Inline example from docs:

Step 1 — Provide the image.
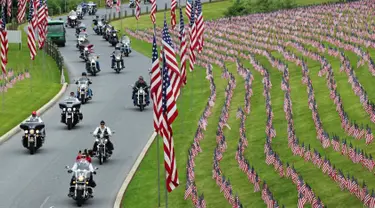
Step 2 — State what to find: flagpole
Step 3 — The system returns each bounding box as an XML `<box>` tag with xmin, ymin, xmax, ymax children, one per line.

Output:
<box><xmin>154</xmin><ymin>22</ymin><xmax>161</xmax><ymax>208</ymax></box>
<box><xmin>162</xmin><ymin>12</ymin><xmax>168</xmax><ymax>208</ymax></box>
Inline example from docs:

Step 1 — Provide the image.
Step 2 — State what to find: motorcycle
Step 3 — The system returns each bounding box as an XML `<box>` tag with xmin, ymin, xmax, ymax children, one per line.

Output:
<box><xmin>112</xmin><ymin>49</ymin><xmax>124</xmax><ymax>73</ymax></box>
<box><xmin>75</xmin><ymin>78</ymin><xmax>92</xmax><ymax>104</ymax></box>
<box><xmin>131</xmin><ymin>85</ymin><xmax>150</xmax><ymax>111</ymax></box>
<box><xmin>76</xmin><ymin>7</ymin><xmax>84</xmax><ymax>20</ymax></box>
<box><xmin>19</xmin><ymin>121</ymin><xmax>45</xmax><ymax>154</ymax></box>
<box><xmin>65</xmin><ymin>162</ymin><xmax>98</xmax><ymax>206</ymax></box>
<box><xmin>59</xmin><ymin>99</ymin><xmax>82</xmax><ymax>130</ymax></box>
<box><xmin>109</xmin><ymin>30</ymin><xmax>119</xmax><ymax>46</ymax></box>
<box><xmin>75</xmin><ymin>23</ymin><xmax>86</xmax><ymax>37</ymax></box>
<box><xmin>76</xmin><ymin>33</ymin><xmax>88</xmax><ymax>48</ymax></box>
<box><xmin>80</xmin><ymin>44</ymin><xmax>94</xmax><ymax>62</ymax></box>
<box><xmin>120</xmin><ymin>35</ymin><xmax>132</xmax><ymax>57</ymax></box>
<box><xmin>88</xmin><ymin>3</ymin><xmax>97</xmax><ymax>15</ymax></box>
<box><xmin>86</xmin><ymin>54</ymin><xmax>100</xmax><ymax>76</ymax></box>
<box><xmin>91</xmin><ymin>131</ymin><xmax>115</xmax><ymax>165</ymax></box>
<box><xmin>93</xmin><ymin>19</ymin><xmax>104</xmax><ymax>35</ymax></box>
<box><xmin>67</xmin><ymin>14</ymin><xmax>78</xmax><ymax>28</ymax></box>
<box><xmin>102</xmin><ymin>25</ymin><xmax>112</xmax><ymax>41</ymax></box>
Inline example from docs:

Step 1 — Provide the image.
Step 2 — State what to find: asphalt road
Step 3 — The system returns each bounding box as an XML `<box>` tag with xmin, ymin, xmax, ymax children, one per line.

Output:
<box><xmin>0</xmin><ymin>2</ymin><xmax>175</xmax><ymax>207</ymax></box>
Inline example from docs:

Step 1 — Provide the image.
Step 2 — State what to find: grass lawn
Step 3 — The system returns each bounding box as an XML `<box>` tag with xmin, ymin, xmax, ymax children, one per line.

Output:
<box><xmin>0</xmin><ymin>26</ymin><xmax>64</xmax><ymax>137</ymax></box>
<box><xmin>108</xmin><ymin>0</ymin><xmax>375</xmax><ymax>207</ymax></box>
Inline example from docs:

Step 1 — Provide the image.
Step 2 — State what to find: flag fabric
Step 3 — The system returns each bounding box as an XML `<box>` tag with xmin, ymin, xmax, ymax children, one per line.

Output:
<box><xmin>151</xmin><ymin>33</ymin><xmax>162</xmax><ymax>135</ymax></box>
<box><xmin>17</xmin><ymin>0</ymin><xmax>27</xmax><ymax>23</ymax></box>
<box><xmin>188</xmin><ymin>0</ymin><xmax>197</xmax><ymax>72</ymax></box>
<box><xmin>150</xmin><ymin>0</ymin><xmax>156</xmax><ymax>24</ymax></box>
<box><xmin>135</xmin><ymin>0</ymin><xmax>140</xmax><ymax>20</ymax></box>
<box><xmin>195</xmin><ymin>0</ymin><xmax>204</xmax><ymax>53</ymax></box>
<box><xmin>162</xmin><ymin>18</ymin><xmax>181</xmax><ymax>101</ymax></box>
<box><xmin>185</xmin><ymin>0</ymin><xmax>192</xmax><ymax>21</ymax></box>
<box><xmin>106</xmin><ymin>0</ymin><xmax>113</xmax><ymax>8</ymax></box>
<box><xmin>0</xmin><ymin>0</ymin><xmax>5</xmax><ymax>7</ymax></box>
<box><xmin>6</xmin><ymin>0</ymin><xmax>10</xmax><ymax>17</ymax></box>
<box><xmin>37</xmin><ymin>0</ymin><xmax>47</xmax><ymax>49</ymax></box>
<box><xmin>116</xmin><ymin>0</ymin><xmax>121</xmax><ymax>12</ymax></box>
<box><xmin>160</xmin><ymin>50</ymin><xmax>179</xmax><ymax>192</ymax></box>
<box><xmin>0</xmin><ymin>5</ymin><xmax>8</xmax><ymax>76</ymax></box>
<box><xmin>170</xmin><ymin>0</ymin><xmax>177</xmax><ymax>29</ymax></box>
<box><xmin>179</xmin><ymin>7</ymin><xmax>187</xmax><ymax>86</ymax></box>
<box><xmin>27</xmin><ymin>0</ymin><xmax>37</xmax><ymax>60</ymax></box>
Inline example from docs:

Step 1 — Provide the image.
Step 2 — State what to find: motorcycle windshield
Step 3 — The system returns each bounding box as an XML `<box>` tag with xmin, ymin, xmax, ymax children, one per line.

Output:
<box><xmin>114</xmin><ymin>50</ymin><xmax>122</xmax><ymax>59</ymax></box>
<box><xmin>70</xmin><ymin>15</ymin><xmax>77</xmax><ymax>20</ymax></box>
<box><xmin>20</xmin><ymin>121</ymin><xmax>45</xmax><ymax>130</ymax></box>
<box><xmin>121</xmin><ymin>36</ymin><xmax>130</xmax><ymax>44</ymax></box>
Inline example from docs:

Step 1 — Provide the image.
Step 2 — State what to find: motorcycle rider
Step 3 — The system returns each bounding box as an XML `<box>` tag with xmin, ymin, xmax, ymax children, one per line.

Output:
<box><xmin>132</xmin><ymin>76</ymin><xmax>150</xmax><ymax>105</ymax></box>
<box><xmin>110</xmin><ymin>46</ymin><xmax>124</xmax><ymax>69</ymax></box>
<box><xmin>76</xmin><ymin>72</ymin><xmax>94</xmax><ymax>97</ymax></box>
<box><xmin>60</xmin><ymin>92</ymin><xmax>83</xmax><ymax>122</ymax></box>
<box><xmin>92</xmin><ymin>120</ymin><xmax>114</xmax><ymax>155</ymax></box>
<box><xmin>67</xmin><ymin>10</ymin><xmax>77</xmax><ymax>25</ymax></box>
<box><xmin>26</xmin><ymin>111</ymin><xmax>46</xmax><ymax>139</ymax></box>
<box><xmin>68</xmin><ymin>152</ymin><xmax>96</xmax><ymax>197</ymax></box>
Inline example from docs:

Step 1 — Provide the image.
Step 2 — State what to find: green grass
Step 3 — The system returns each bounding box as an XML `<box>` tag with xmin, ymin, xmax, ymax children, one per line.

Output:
<box><xmin>0</xmin><ymin>26</ymin><xmax>62</xmax><ymax>137</ymax></box>
<box><xmin>114</xmin><ymin>0</ymin><xmax>375</xmax><ymax>207</ymax></box>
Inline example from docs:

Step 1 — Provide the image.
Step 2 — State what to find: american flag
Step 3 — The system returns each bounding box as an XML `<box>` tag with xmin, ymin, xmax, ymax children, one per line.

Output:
<box><xmin>151</xmin><ymin>32</ymin><xmax>162</xmax><ymax>135</ymax></box>
<box><xmin>6</xmin><ymin>0</ymin><xmax>10</xmax><ymax>17</ymax></box>
<box><xmin>170</xmin><ymin>0</ymin><xmax>177</xmax><ymax>29</ymax></box>
<box><xmin>179</xmin><ymin>7</ymin><xmax>187</xmax><ymax>86</ymax></box>
<box><xmin>135</xmin><ymin>0</ymin><xmax>140</xmax><ymax>20</ymax></box>
<box><xmin>162</xmin><ymin>17</ymin><xmax>181</xmax><ymax>100</ymax></box>
<box><xmin>160</xmin><ymin>46</ymin><xmax>179</xmax><ymax>192</ymax></box>
<box><xmin>194</xmin><ymin>0</ymin><xmax>204</xmax><ymax>53</ymax></box>
<box><xmin>188</xmin><ymin>0</ymin><xmax>196</xmax><ymax>72</ymax></box>
<box><xmin>116</xmin><ymin>0</ymin><xmax>121</xmax><ymax>12</ymax></box>
<box><xmin>37</xmin><ymin>0</ymin><xmax>47</xmax><ymax>49</ymax></box>
<box><xmin>150</xmin><ymin>0</ymin><xmax>156</xmax><ymax>24</ymax></box>
<box><xmin>27</xmin><ymin>0</ymin><xmax>37</xmax><ymax>60</ymax></box>
<box><xmin>185</xmin><ymin>0</ymin><xmax>192</xmax><ymax>21</ymax></box>
<box><xmin>17</xmin><ymin>0</ymin><xmax>27</xmax><ymax>23</ymax></box>
<box><xmin>106</xmin><ymin>0</ymin><xmax>113</xmax><ymax>8</ymax></box>
<box><xmin>0</xmin><ymin>5</ymin><xmax>7</xmax><ymax>76</ymax></box>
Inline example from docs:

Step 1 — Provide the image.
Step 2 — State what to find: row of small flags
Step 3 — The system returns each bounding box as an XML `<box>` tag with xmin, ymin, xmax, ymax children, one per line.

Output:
<box><xmin>184</xmin><ymin>64</ymin><xmax>215</xmax><ymax>207</ymax></box>
<box><xmin>148</xmin><ymin>0</ymin><xmax>204</xmax><ymax>193</ymax></box>
<box><xmin>0</xmin><ymin>69</ymin><xmax>31</xmax><ymax>92</ymax></box>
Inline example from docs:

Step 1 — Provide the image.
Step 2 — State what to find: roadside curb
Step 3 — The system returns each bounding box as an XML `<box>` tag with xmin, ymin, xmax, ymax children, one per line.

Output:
<box><xmin>0</xmin><ymin>82</ymin><xmax>68</xmax><ymax>145</ymax></box>
<box><xmin>114</xmin><ymin>131</ymin><xmax>157</xmax><ymax>208</ymax></box>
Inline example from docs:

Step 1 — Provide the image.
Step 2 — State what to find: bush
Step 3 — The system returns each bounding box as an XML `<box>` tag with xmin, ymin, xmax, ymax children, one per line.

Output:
<box><xmin>224</xmin><ymin>0</ymin><xmax>297</xmax><ymax>17</ymax></box>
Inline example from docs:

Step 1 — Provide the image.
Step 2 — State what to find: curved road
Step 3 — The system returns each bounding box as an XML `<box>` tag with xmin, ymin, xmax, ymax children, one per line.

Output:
<box><xmin>0</xmin><ymin>2</ymin><xmax>175</xmax><ymax>207</ymax></box>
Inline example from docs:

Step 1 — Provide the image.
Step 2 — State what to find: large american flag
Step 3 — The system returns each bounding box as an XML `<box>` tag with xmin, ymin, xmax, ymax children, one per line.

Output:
<box><xmin>106</xmin><ymin>0</ymin><xmax>113</xmax><ymax>8</ymax></box>
<box><xmin>170</xmin><ymin>0</ymin><xmax>177</xmax><ymax>29</ymax></box>
<box><xmin>27</xmin><ymin>0</ymin><xmax>38</xmax><ymax>60</ymax></box>
<box><xmin>160</xmin><ymin>45</ymin><xmax>179</xmax><ymax>193</ymax></box>
<box><xmin>194</xmin><ymin>0</ymin><xmax>204</xmax><ymax>53</ymax></box>
<box><xmin>179</xmin><ymin>7</ymin><xmax>187</xmax><ymax>86</ymax></box>
<box><xmin>162</xmin><ymin>17</ymin><xmax>181</xmax><ymax>100</ymax></box>
<box><xmin>116</xmin><ymin>0</ymin><xmax>121</xmax><ymax>12</ymax></box>
<box><xmin>135</xmin><ymin>0</ymin><xmax>140</xmax><ymax>20</ymax></box>
<box><xmin>37</xmin><ymin>0</ymin><xmax>47</xmax><ymax>49</ymax></box>
<box><xmin>185</xmin><ymin>0</ymin><xmax>192</xmax><ymax>21</ymax></box>
<box><xmin>150</xmin><ymin>0</ymin><xmax>156</xmax><ymax>24</ymax></box>
<box><xmin>6</xmin><ymin>0</ymin><xmax>10</xmax><ymax>17</ymax></box>
<box><xmin>188</xmin><ymin>0</ymin><xmax>196</xmax><ymax>72</ymax></box>
<box><xmin>0</xmin><ymin>6</ymin><xmax>8</xmax><ymax>76</ymax></box>
<box><xmin>151</xmin><ymin>32</ymin><xmax>162</xmax><ymax>135</ymax></box>
<box><xmin>17</xmin><ymin>0</ymin><xmax>27</xmax><ymax>24</ymax></box>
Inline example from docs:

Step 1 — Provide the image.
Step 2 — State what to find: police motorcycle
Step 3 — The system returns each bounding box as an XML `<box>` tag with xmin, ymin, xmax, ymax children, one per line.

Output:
<box><xmin>120</xmin><ymin>35</ymin><xmax>132</xmax><ymax>57</ymax></box>
<box><xmin>65</xmin><ymin>161</ymin><xmax>98</xmax><ymax>206</ymax></box>
<box><xmin>59</xmin><ymin>99</ymin><xmax>82</xmax><ymax>130</ymax></box>
<box><xmin>75</xmin><ymin>78</ymin><xmax>92</xmax><ymax>104</ymax></box>
<box><xmin>92</xmin><ymin>17</ymin><xmax>105</xmax><ymax>35</ymax></box>
<box><xmin>112</xmin><ymin>47</ymin><xmax>124</xmax><ymax>73</ymax></box>
<box><xmin>76</xmin><ymin>32</ymin><xmax>88</xmax><ymax>48</ymax></box>
<box><xmin>19</xmin><ymin>121</ymin><xmax>45</xmax><ymax>154</ymax></box>
<box><xmin>66</xmin><ymin>12</ymin><xmax>78</xmax><ymax>28</ymax></box>
<box><xmin>102</xmin><ymin>24</ymin><xmax>112</xmax><ymax>41</ymax></box>
<box><xmin>75</xmin><ymin>23</ymin><xmax>86</xmax><ymax>37</ymax></box>
<box><xmin>87</xmin><ymin>2</ymin><xmax>97</xmax><ymax>15</ymax></box>
<box><xmin>108</xmin><ymin>29</ymin><xmax>119</xmax><ymax>46</ymax></box>
<box><xmin>76</xmin><ymin>5</ymin><xmax>84</xmax><ymax>20</ymax></box>
<box><xmin>90</xmin><ymin>131</ymin><xmax>115</xmax><ymax>165</ymax></box>
<box><xmin>130</xmin><ymin>84</ymin><xmax>150</xmax><ymax>111</ymax></box>
<box><xmin>85</xmin><ymin>54</ymin><xmax>100</xmax><ymax>76</ymax></box>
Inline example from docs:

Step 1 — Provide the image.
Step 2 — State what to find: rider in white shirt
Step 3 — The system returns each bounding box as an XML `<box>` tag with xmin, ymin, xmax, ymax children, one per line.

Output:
<box><xmin>92</xmin><ymin>120</ymin><xmax>114</xmax><ymax>154</ymax></box>
<box><xmin>26</xmin><ymin>111</ymin><xmax>46</xmax><ymax>138</ymax></box>
<box><xmin>68</xmin><ymin>151</ymin><xmax>96</xmax><ymax>197</ymax></box>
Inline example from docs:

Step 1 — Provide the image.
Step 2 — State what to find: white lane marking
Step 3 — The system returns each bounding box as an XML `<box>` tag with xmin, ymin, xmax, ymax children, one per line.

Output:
<box><xmin>40</xmin><ymin>196</ymin><xmax>50</xmax><ymax>208</ymax></box>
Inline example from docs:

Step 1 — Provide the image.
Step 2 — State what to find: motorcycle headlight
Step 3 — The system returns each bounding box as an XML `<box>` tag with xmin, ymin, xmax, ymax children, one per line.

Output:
<box><xmin>96</xmin><ymin>139</ymin><xmax>99</xmax><ymax>142</ymax></box>
<box><xmin>104</xmin><ymin>139</ymin><xmax>108</xmax><ymax>143</ymax></box>
<box><xmin>113</xmin><ymin>34</ymin><xmax>117</xmax><ymax>36</ymax></box>
<box><xmin>78</xmin><ymin>176</ymin><xmax>84</xmax><ymax>182</ymax></box>
<box><xmin>68</xmin><ymin>108</ymin><xmax>72</xmax><ymax>112</ymax></box>
<box><xmin>36</xmin><ymin>130</ymin><xmax>40</xmax><ymax>134</ymax></box>
<box><xmin>73</xmin><ymin>108</ymin><xmax>76</xmax><ymax>111</ymax></box>
<box><xmin>115</xmin><ymin>55</ymin><xmax>121</xmax><ymax>59</ymax></box>
<box><xmin>24</xmin><ymin>130</ymin><xmax>28</xmax><ymax>134</ymax></box>
<box><xmin>84</xmin><ymin>48</ymin><xmax>88</xmax><ymax>51</ymax></box>
<box><xmin>30</xmin><ymin>129</ymin><xmax>35</xmax><ymax>134</ymax></box>
<box><xmin>63</xmin><ymin>108</ymin><xmax>66</xmax><ymax>111</ymax></box>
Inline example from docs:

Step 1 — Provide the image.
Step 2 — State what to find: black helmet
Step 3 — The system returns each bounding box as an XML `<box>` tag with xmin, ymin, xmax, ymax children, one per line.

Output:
<box><xmin>70</xmin><ymin>92</ymin><xmax>75</xmax><ymax>96</ymax></box>
<box><xmin>100</xmin><ymin>120</ymin><xmax>105</xmax><ymax>125</ymax></box>
<box><xmin>82</xmin><ymin>72</ymin><xmax>87</xmax><ymax>76</ymax></box>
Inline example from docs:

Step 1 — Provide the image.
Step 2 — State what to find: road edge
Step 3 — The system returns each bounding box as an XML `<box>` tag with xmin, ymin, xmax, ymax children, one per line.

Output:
<box><xmin>113</xmin><ymin>131</ymin><xmax>157</xmax><ymax>208</ymax></box>
<box><xmin>0</xmin><ymin>82</ymin><xmax>68</xmax><ymax>145</ymax></box>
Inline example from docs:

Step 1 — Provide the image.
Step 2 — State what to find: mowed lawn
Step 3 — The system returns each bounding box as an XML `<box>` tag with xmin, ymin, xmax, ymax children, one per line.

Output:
<box><xmin>108</xmin><ymin>0</ymin><xmax>375</xmax><ymax>207</ymax></box>
<box><xmin>0</xmin><ymin>26</ymin><xmax>64</xmax><ymax>137</ymax></box>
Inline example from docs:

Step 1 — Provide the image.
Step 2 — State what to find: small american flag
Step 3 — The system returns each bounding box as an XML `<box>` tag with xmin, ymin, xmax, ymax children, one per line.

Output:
<box><xmin>6</xmin><ymin>0</ymin><xmax>10</xmax><ymax>17</ymax></box>
<box><xmin>17</xmin><ymin>0</ymin><xmax>27</xmax><ymax>23</ymax></box>
<box><xmin>37</xmin><ymin>0</ymin><xmax>47</xmax><ymax>49</ymax></box>
<box><xmin>188</xmin><ymin>0</ymin><xmax>196</xmax><ymax>72</ymax></box>
<box><xmin>185</xmin><ymin>0</ymin><xmax>192</xmax><ymax>21</ymax></box>
<box><xmin>150</xmin><ymin>0</ymin><xmax>156</xmax><ymax>24</ymax></box>
<box><xmin>135</xmin><ymin>0</ymin><xmax>140</xmax><ymax>20</ymax></box>
<box><xmin>194</xmin><ymin>0</ymin><xmax>204</xmax><ymax>53</ymax></box>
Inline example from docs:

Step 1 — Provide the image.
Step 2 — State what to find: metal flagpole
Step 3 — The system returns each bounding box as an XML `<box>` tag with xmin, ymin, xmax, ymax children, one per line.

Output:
<box><xmin>154</xmin><ymin>24</ymin><xmax>161</xmax><ymax>208</ymax></box>
<box><xmin>162</xmin><ymin>12</ymin><xmax>168</xmax><ymax>208</ymax></box>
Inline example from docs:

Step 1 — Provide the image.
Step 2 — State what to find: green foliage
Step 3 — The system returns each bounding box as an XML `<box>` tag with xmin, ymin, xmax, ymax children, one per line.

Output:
<box><xmin>224</xmin><ymin>0</ymin><xmax>298</xmax><ymax>17</ymax></box>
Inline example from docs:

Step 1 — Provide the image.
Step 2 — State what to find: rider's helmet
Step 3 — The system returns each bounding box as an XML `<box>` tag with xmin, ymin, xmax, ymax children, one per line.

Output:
<box><xmin>139</xmin><ymin>76</ymin><xmax>144</xmax><ymax>83</ymax></box>
<box><xmin>82</xmin><ymin>72</ymin><xmax>87</xmax><ymax>76</ymax></box>
<box><xmin>70</xmin><ymin>92</ymin><xmax>75</xmax><ymax>97</ymax></box>
<box><xmin>115</xmin><ymin>44</ymin><xmax>121</xmax><ymax>50</ymax></box>
<box><xmin>31</xmin><ymin>111</ymin><xmax>37</xmax><ymax>117</ymax></box>
<box><xmin>100</xmin><ymin>120</ymin><xmax>105</xmax><ymax>126</ymax></box>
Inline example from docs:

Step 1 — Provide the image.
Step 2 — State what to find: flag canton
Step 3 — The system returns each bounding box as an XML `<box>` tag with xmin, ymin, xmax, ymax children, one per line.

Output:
<box><xmin>196</xmin><ymin>0</ymin><xmax>201</xmax><ymax>14</ymax></box>
<box><xmin>28</xmin><ymin>0</ymin><xmax>34</xmax><ymax>22</ymax></box>
<box><xmin>161</xmin><ymin>57</ymin><xmax>170</xmax><ymax>113</ymax></box>
<box><xmin>179</xmin><ymin>7</ymin><xmax>184</xmax><ymax>36</ymax></box>
<box><xmin>189</xmin><ymin>1</ymin><xmax>195</xmax><ymax>26</ymax></box>
<box><xmin>162</xmin><ymin>20</ymin><xmax>174</xmax><ymax>48</ymax></box>
<box><xmin>0</xmin><ymin>6</ymin><xmax>6</xmax><ymax>29</ymax></box>
<box><xmin>152</xmin><ymin>36</ymin><xmax>158</xmax><ymax>62</ymax></box>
